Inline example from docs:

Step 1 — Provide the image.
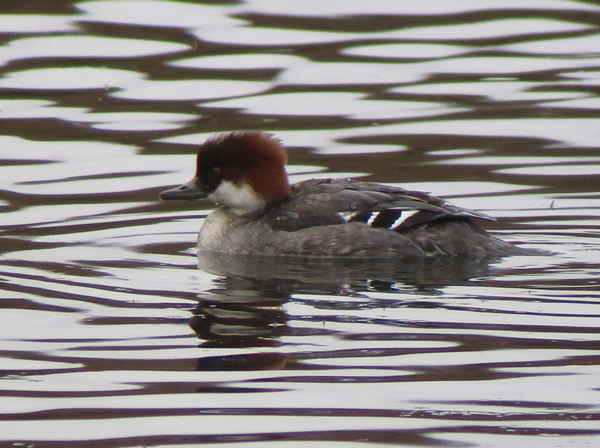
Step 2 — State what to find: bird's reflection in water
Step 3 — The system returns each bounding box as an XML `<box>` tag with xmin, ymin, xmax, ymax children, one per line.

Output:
<box><xmin>190</xmin><ymin>276</ymin><xmax>291</xmax><ymax>371</ymax></box>
<box><xmin>197</xmin><ymin>251</ymin><xmax>498</xmax><ymax>289</ymax></box>
<box><xmin>190</xmin><ymin>252</ymin><xmax>500</xmax><ymax>371</ymax></box>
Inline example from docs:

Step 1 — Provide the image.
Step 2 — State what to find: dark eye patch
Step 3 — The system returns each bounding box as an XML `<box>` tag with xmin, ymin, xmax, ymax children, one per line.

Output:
<box><xmin>208</xmin><ymin>166</ymin><xmax>221</xmax><ymax>177</ymax></box>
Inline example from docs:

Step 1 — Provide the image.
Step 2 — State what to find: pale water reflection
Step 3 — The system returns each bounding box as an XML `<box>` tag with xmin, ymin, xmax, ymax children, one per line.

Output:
<box><xmin>0</xmin><ymin>35</ymin><xmax>189</xmax><ymax>63</ymax></box>
<box><xmin>195</xmin><ymin>17</ymin><xmax>593</xmax><ymax>46</ymax></box>
<box><xmin>0</xmin><ymin>14</ymin><xmax>77</xmax><ymax>34</ymax></box>
<box><xmin>0</xmin><ymin>66</ymin><xmax>144</xmax><ymax>90</ymax></box>
<box><xmin>1</xmin><ymin>0</ymin><xmax>600</xmax><ymax>447</ymax></box>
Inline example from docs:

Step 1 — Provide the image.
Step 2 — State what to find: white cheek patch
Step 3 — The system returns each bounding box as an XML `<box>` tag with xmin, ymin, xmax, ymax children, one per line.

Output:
<box><xmin>209</xmin><ymin>180</ymin><xmax>265</xmax><ymax>215</ymax></box>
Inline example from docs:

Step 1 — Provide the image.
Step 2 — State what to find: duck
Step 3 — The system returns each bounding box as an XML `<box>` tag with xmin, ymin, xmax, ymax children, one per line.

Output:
<box><xmin>160</xmin><ymin>131</ymin><xmax>527</xmax><ymax>259</ymax></box>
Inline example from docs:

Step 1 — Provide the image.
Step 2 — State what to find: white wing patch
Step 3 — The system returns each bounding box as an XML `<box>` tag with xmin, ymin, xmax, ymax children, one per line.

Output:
<box><xmin>389</xmin><ymin>210</ymin><xmax>419</xmax><ymax>230</ymax></box>
<box><xmin>339</xmin><ymin>208</ymin><xmax>421</xmax><ymax>230</ymax></box>
<box><xmin>338</xmin><ymin>211</ymin><xmax>360</xmax><ymax>222</ymax></box>
<box><xmin>366</xmin><ymin>211</ymin><xmax>380</xmax><ymax>226</ymax></box>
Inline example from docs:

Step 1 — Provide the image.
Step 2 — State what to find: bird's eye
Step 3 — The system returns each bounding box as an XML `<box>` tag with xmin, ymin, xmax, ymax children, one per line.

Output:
<box><xmin>208</xmin><ymin>166</ymin><xmax>221</xmax><ymax>177</ymax></box>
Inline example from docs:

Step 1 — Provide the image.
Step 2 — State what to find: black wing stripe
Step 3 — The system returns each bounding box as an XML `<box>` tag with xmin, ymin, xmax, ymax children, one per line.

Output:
<box><xmin>341</xmin><ymin>208</ymin><xmax>427</xmax><ymax>231</ymax></box>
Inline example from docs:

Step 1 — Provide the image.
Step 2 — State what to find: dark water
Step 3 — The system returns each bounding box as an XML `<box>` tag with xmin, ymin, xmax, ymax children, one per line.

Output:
<box><xmin>1</xmin><ymin>1</ymin><xmax>600</xmax><ymax>447</ymax></box>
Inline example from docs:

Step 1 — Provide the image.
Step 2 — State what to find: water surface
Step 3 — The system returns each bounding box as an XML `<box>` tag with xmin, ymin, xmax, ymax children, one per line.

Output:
<box><xmin>1</xmin><ymin>1</ymin><xmax>600</xmax><ymax>447</ymax></box>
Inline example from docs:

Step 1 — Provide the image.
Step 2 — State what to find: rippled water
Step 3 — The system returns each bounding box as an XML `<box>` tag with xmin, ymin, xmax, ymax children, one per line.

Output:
<box><xmin>1</xmin><ymin>1</ymin><xmax>600</xmax><ymax>447</ymax></box>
